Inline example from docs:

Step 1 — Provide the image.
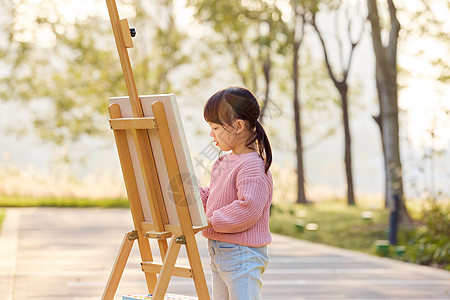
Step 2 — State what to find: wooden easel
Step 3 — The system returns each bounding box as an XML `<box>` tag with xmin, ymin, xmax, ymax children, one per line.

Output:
<box><xmin>102</xmin><ymin>1</ymin><xmax>210</xmax><ymax>299</ymax></box>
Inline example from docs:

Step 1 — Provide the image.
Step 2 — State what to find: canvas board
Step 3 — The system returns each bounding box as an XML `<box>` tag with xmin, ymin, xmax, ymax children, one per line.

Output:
<box><xmin>110</xmin><ymin>94</ymin><xmax>207</xmax><ymax>227</ymax></box>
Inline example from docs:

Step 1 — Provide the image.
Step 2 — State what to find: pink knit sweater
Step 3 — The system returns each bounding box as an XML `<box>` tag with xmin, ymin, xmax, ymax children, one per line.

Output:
<box><xmin>200</xmin><ymin>152</ymin><xmax>273</xmax><ymax>247</ymax></box>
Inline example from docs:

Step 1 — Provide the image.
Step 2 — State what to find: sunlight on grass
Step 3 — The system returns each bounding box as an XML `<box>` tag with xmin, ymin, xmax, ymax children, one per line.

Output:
<box><xmin>270</xmin><ymin>201</ymin><xmax>390</xmax><ymax>253</ymax></box>
<box><xmin>269</xmin><ymin>199</ymin><xmax>449</xmax><ymax>270</ymax></box>
<box><xmin>0</xmin><ymin>195</ymin><xmax>129</xmax><ymax>208</ymax></box>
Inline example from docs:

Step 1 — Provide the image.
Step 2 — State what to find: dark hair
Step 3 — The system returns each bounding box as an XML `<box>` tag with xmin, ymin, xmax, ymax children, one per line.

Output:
<box><xmin>204</xmin><ymin>86</ymin><xmax>272</xmax><ymax>173</ymax></box>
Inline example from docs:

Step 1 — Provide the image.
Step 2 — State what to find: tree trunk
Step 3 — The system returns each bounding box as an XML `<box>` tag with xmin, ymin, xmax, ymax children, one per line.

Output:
<box><xmin>367</xmin><ymin>0</ymin><xmax>412</xmax><ymax>225</ymax></box>
<box><xmin>339</xmin><ymin>83</ymin><xmax>355</xmax><ymax>205</ymax></box>
<box><xmin>293</xmin><ymin>39</ymin><xmax>308</xmax><ymax>204</ymax></box>
<box><xmin>310</xmin><ymin>11</ymin><xmax>359</xmax><ymax>206</ymax></box>
<box><xmin>372</xmin><ymin>114</ymin><xmax>389</xmax><ymax>208</ymax></box>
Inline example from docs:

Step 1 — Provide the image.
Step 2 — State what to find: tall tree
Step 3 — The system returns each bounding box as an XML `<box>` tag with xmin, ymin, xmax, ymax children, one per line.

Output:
<box><xmin>310</xmin><ymin>4</ymin><xmax>365</xmax><ymax>206</ymax></box>
<box><xmin>288</xmin><ymin>2</ymin><xmax>310</xmax><ymax>204</ymax></box>
<box><xmin>366</xmin><ymin>0</ymin><xmax>411</xmax><ymax>224</ymax></box>
<box><xmin>287</xmin><ymin>0</ymin><xmax>345</xmax><ymax>204</ymax></box>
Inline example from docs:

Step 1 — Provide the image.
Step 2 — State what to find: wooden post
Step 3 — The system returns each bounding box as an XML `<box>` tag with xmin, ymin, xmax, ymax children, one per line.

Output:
<box><xmin>105</xmin><ymin>0</ymin><xmax>141</xmax><ymax>115</ymax></box>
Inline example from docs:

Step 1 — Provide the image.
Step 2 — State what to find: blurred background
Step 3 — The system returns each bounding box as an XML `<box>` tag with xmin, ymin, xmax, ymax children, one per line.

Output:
<box><xmin>0</xmin><ymin>0</ymin><xmax>448</xmax><ymax>269</ymax></box>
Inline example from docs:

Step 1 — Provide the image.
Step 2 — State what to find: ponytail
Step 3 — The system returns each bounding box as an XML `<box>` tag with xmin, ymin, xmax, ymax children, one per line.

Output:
<box><xmin>248</xmin><ymin>120</ymin><xmax>272</xmax><ymax>173</ymax></box>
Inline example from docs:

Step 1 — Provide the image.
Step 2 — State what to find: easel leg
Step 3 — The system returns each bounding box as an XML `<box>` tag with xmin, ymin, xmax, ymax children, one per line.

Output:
<box><xmin>152</xmin><ymin>237</ymin><xmax>182</xmax><ymax>300</ymax></box>
<box><xmin>185</xmin><ymin>235</ymin><xmax>210</xmax><ymax>300</ymax></box>
<box><xmin>102</xmin><ymin>231</ymin><xmax>136</xmax><ymax>300</ymax></box>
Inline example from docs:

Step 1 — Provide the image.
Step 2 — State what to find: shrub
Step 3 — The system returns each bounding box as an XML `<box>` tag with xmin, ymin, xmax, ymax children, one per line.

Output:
<box><xmin>402</xmin><ymin>203</ymin><xmax>450</xmax><ymax>270</ymax></box>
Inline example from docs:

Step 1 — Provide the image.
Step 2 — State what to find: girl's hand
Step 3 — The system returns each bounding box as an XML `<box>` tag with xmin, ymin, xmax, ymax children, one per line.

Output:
<box><xmin>207</xmin><ymin>218</ymin><xmax>213</xmax><ymax>228</ymax></box>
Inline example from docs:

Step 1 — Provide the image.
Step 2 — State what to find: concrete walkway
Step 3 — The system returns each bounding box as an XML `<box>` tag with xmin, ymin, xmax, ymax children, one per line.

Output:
<box><xmin>0</xmin><ymin>208</ymin><xmax>449</xmax><ymax>300</ymax></box>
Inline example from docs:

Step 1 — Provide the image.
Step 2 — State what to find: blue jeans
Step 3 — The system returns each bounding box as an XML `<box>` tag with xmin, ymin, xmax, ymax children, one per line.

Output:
<box><xmin>208</xmin><ymin>239</ymin><xmax>269</xmax><ymax>300</ymax></box>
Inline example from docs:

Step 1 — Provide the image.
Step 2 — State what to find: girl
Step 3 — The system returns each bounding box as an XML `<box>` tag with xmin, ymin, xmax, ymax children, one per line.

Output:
<box><xmin>199</xmin><ymin>86</ymin><xmax>273</xmax><ymax>300</ymax></box>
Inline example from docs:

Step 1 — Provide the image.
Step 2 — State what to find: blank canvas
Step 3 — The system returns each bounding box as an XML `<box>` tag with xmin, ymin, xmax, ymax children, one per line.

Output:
<box><xmin>110</xmin><ymin>94</ymin><xmax>207</xmax><ymax>228</ymax></box>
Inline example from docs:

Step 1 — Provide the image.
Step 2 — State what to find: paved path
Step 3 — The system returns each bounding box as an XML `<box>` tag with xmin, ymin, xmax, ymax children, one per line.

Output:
<box><xmin>0</xmin><ymin>208</ymin><xmax>449</xmax><ymax>300</ymax></box>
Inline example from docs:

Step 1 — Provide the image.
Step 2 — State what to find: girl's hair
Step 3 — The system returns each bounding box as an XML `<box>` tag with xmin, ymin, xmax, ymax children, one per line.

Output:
<box><xmin>204</xmin><ymin>86</ymin><xmax>272</xmax><ymax>173</ymax></box>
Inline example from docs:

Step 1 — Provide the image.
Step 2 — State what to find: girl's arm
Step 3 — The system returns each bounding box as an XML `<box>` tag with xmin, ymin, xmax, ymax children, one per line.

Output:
<box><xmin>199</xmin><ymin>186</ymin><xmax>210</xmax><ymax>210</ymax></box>
<box><xmin>198</xmin><ymin>157</ymin><xmax>221</xmax><ymax>210</ymax></box>
<box><xmin>210</xmin><ymin>175</ymin><xmax>271</xmax><ymax>233</ymax></box>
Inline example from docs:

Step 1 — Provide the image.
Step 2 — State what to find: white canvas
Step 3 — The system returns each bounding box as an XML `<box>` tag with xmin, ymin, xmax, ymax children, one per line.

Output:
<box><xmin>110</xmin><ymin>94</ymin><xmax>207</xmax><ymax>228</ymax></box>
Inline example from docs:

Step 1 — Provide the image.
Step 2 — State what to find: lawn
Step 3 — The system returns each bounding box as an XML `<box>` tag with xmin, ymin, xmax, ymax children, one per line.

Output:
<box><xmin>269</xmin><ymin>201</ymin><xmax>390</xmax><ymax>254</ymax></box>
<box><xmin>0</xmin><ymin>195</ymin><xmax>129</xmax><ymax>208</ymax></box>
<box><xmin>269</xmin><ymin>200</ymin><xmax>450</xmax><ymax>270</ymax></box>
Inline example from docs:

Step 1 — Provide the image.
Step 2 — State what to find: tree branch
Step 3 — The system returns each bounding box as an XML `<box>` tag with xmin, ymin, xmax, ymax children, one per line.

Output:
<box><xmin>343</xmin><ymin>6</ymin><xmax>366</xmax><ymax>81</ymax></box>
<box><xmin>387</xmin><ymin>0</ymin><xmax>400</xmax><ymax>66</ymax></box>
<box><xmin>334</xmin><ymin>7</ymin><xmax>345</xmax><ymax>72</ymax></box>
<box><xmin>311</xmin><ymin>13</ymin><xmax>339</xmax><ymax>86</ymax></box>
<box><xmin>225</xmin><ymin>32</ymin><xmax>247</xmax><ymax>87</ymax></box>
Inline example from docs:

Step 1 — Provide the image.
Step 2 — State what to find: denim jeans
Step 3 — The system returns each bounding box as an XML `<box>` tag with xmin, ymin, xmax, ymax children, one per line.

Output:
<box><xmin>208</xmin><ymin>239</ymin><xmax>269</xmax><ymax>300</ymax></box>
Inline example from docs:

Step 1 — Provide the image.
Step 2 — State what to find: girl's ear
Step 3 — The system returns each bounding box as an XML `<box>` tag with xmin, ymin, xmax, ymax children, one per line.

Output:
<box><xmin>235</xmin><ymin>119</ymin><xmax>246</xmax><ymax>134</ymax></box>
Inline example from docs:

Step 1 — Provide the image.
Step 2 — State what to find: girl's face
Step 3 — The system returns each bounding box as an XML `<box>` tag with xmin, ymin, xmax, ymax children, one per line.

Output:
<box><xmin>208</xmin><ymin>120</ymin><xmax>252</xmax><ymax>154</ymax></box>
<box><xmin>208</xmin><ymin>122</ymin><xmax>238</xmax><ymax>152</ymax></box>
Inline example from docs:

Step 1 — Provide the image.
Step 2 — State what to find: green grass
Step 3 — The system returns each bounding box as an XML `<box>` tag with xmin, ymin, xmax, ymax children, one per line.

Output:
<box><xmin>270</xmin><ymin>201</ymin><xmax>391</xmax><ymax>254</ymax></box>
<box><xmin>0</xmin><ymin>195</ymin><xmax>129</xmax><ymax>208</ymax></box>
<box><xmin>270</xmin><ymin>200</ymin><xmax>450</xmax><ymax>270</ymax></box>
<box><xmin>0</xmin><ymin>209</ymin><xmax>5</xmax><ymax>231</ymax></box>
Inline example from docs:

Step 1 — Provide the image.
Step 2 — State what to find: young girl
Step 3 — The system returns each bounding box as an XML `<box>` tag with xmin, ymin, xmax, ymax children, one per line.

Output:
<box><xmin>199</xmin><ymin>86</ymin><xmax>273</xmax><ymax>300</ymax></box>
